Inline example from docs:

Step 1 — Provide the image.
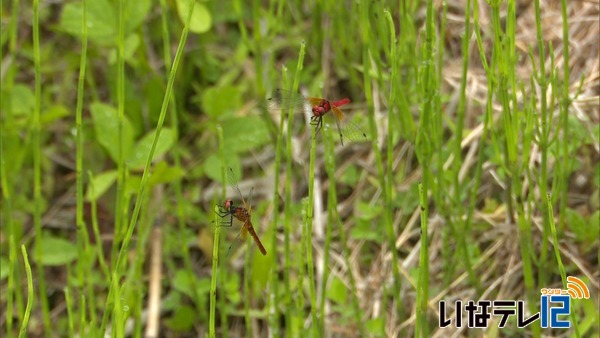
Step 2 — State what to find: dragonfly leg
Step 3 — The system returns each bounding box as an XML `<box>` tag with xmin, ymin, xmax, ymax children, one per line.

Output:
<box><xmin>310</xmin><ymin>116</ymin><xmax>323</xmax><ymax>135</ymax></box>
<box><xmin>214</xmin><ymin>209</ymin><xmax>234</xmax><ymax>227</ymax></box>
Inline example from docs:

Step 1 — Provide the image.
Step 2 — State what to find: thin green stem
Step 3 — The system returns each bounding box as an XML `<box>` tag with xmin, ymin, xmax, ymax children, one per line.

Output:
<box><xmin>216</xmin><ymin>126</ymin><xmax>229</xmax><ymax>337</ymax></box>
<box><xmin>244</xmin><ymin>236</ymin><xmax>252</xmax><ymax>338</ymax></box>
<box><xmin>101</xmin><ymin>0</ymin><xmax>197</xmax><ymax>332</ymax></box>
<box><xmin>280</xmin><ymin>66</ymin><xmax>293</xmax><ymax>338</ymax></box>
<box><xmin>305</xmin><ymin>117</ymin><xmax>319</xmax><ymax>336</ymax></box>
<box><xmin>416</xmin><ymin>183</ymin><xmax>430</xmax><ymax>338</ymax></box>
<box><xmin>322</xmin><ymin>128</ymin><xmax>364</xmax><ymax>336</ymax></box>
<box><xmin>4</xmin><ymin>0</ymin><xmax>23</xmax><ymax>331</ymax></box>
<box><xmin>75</xmin><ymin>0</ymin><xmax>91</xmax><ymax>332</ymax></box>
<box><xmin>382</xmin><ymin>8</ymin><xmax>404</xmax><ymax>327</ymax></box>
<box><xmin>547</xmin><ymin>194</ymin><xmax>581</xmax><ymax>337</ymax></box>
<box><xmin>18</xmin><ymin>245</ymin><xmax>33</xmax><ymax>338</ymax></box>
<box><xmin>558</xmin><ymin>0</ymin><xmax>571</xmax><ymax>235</ymax></box>
<box><xmin>209</xmin><ymin>206</ymin><xmax>221</xmax><ymax>338</ymax></box>
<box><xmin>64</xmin><ymin>288</ymin><xmax>75</xmax><ymax>337</ymax></box>
<box><xmin>533</xmin><ymin>0</ymin><xmax>550</xmax><ymax>287</ymax></box>
<box><xmin>111</xmin><ymin>0</ymin><xmax>127</xmax><ymax>269</ymax></box>
<box><xmin>32</xmin><ymin>0</ymin><xmax>51</xmax><ymax>333</ymax></box>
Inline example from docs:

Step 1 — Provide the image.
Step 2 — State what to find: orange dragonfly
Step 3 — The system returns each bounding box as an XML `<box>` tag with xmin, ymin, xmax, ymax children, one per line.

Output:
<box><xmin>267</xmin><ymin>89</ymin><xmax>368</xmax><ymax>146</ymax></box>
<box><xmin>215</xmin><ymin>168</ymin><xmax>267</xmax><ymax>256</ymax></box>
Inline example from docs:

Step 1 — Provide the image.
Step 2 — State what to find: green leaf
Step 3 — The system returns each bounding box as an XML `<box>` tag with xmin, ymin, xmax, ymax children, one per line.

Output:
<box><xmin>589</xmin><ymin>211</ymin><xmax>599</xmax><ymax>239</ymax></box>
<box><xmin>90</xmin><ymin>102</ymin><xmax>134</xmax><ymax>163</ymax></box>
<box><xmin>11</xmin><ymin>84</ymin><xmax>35</xmax><ymax>116</ymax></box>
<box><xmin>565</xmin><ymin>208</ymin><xmax>587</xmax><ymax>241</ymax></box>
<box><xmin>203</xmin><ymin>153</ymin><xmax>240</xmax><ymax>183</ymax></box>
<box><xmin>356</xmin><ymin>201</ymin><xmax>383</xmax><ymax>221</ymax></box>
<box><xmin>164</xmin><ymin>305</ymin><xmax>196</xmax><ymax>331</ymax></box>
<box><xmin>109</xmin><ymin>34</ymin><xmax>141</xmax><ymax>64</ymax></box>
<box><xmin>201</xmin><ymin>85</ymin><xmax>242</xmax><ymax>118</ymax></box>
<box><xmin>350</xmin><ymin>219</ymin><xmax>383</xmax><ymax>242</ymax></box>
<box><xmin>339</xmin><ymin>165</ymin><xmax>359</xmax><ymax>186</ymax></box>
<box><xmin>59</xmin><ymin>0</ymin><xmax>150</xmax><ymax>45</ymax></box>
<box><xmin>162</xmin><ymin>291</ymin><xmax>182</xmax><ymax>312</ymax></box>
<box><xmin>0</xmin><ymin>256</ymin><xmax>8</xmax><ymax>280</ymax></box>
<box><xmin>148</xmin><ymin>162</ymin><xmax>185</xmax><ymax>186</ymax></box>
<box><xmin>41</xmin><ymin>105</ymin><xmax>70</xmax><ymax>125</ymax></box>
<box><xmin>59</xmin><ymin>0</ymin><xmax>116</xmax><ymax>45</ymax></box>
<box><xmin>223</xmin><ymin>272</ymin><xmax>242</xmax><ymax>304</ymax></box>
<box><xmin>176</xmin><ymin>0</ymin><xmax>212</xmax><ymax>34</ymax></box>
<box><xmin>123</xmin><ymin>0</ymin><xmax>152</xmax><ymax>33</ymax></box>
<box><xmin>172</xmin><ymin>270</ymin><xmax>211</xmax><ymax>300</ymax></box>
<box><xmin>221</xmin><ymin>116</ymin><xmax>270</xmax><ymax>153</ymax></box>
<box><xmin>251</xmin><ymin>230</ymin><xmax>272</xmax><ymax>291</ymax></box>
<box><xmin>37</xmin><ymin>236</ymin><xmax>78</xmax><ymax>266</ymax></box>
<box><xmin>125</xmin><ymin>174</ymin><xmax>142</xmax><ymax>196</ymax></box>
<box><xmin>86</xmin><ymin>170</ymin><xmax>118</xmax><ymax>201</ymax></box>
<box><xmin>326</xmin><ymin>277</ymin><xmax>348</xmax><ymax>304</ymax></box>
<box><xmin>365</xmin><ymin>317</ymin><xmax>384</xmax><ymax>335</ymax></box>
<box><xmin>128</xmin><ymin>128</ymin><xmax>176</xmax><ymax>169</ymax></box>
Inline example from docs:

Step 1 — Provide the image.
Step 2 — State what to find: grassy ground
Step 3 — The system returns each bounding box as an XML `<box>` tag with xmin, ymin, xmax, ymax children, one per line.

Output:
<box><xmin>1</xmin><ymin>0</ymin><xmax>599</xmax><ymax>337</ymax></box>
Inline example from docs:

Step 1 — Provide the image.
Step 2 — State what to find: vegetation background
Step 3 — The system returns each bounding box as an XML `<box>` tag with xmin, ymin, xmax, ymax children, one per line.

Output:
<box><xmin>1</xmin><ymin>0</ymin><xmax>598</xmax><ymax>337</ymax></box>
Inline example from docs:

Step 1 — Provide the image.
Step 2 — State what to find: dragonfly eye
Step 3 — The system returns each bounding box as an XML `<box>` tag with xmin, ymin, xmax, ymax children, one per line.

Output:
<box><xmin>224</xmin><ymin>200</ymin><xmax>233</xmax><ymax>210</ymax></box>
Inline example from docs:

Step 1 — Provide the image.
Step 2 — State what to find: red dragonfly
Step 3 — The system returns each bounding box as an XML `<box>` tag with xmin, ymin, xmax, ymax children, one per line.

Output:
<box><xmin>267</xmin><ymin>89</ymin><xmax>368</xmax><ymax>146</ymax></box>
<box><xmin>215</xmin><ymin>168</ymin><xmax>267</xmax><ymax>256</ymax></box>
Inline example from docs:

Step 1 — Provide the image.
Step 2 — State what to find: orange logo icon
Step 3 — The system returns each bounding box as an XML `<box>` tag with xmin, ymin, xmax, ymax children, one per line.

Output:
<box><xmin>566</xmin><ymin>276</ymin><xmax>590</xmax><ymax>299</ymax></box>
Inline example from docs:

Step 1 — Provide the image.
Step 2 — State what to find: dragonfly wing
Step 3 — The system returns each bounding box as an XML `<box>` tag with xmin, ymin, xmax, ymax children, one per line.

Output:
<box><xmin>328</xmin><ymin>106</ymin><xmax>369</xmax><ymax>144</ymax></box>
<box><xmin>241</xmin><ymin>225</ymin><xmax>248</xmax><ymax>240</ymax></box>
<box><xmin>307</xmin><ymin>97</ymin><xmax>324</xmax><ymax>106</ymax></box>
<box><xmin>266</xmin><ymin>89</ymin><xmax>310</xmax><ymax>113</ymax></box>
<box><xmin>227</xmin><ymin>167</ymin><xmax>247</xmax><ymax>207</ymax></box>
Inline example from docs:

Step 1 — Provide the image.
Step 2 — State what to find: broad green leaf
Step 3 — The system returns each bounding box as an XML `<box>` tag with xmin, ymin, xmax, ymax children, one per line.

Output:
<box><xmin>11</xmin><ymin>84</ymin><xmax>35</xmax><ymax>116</ymax></box>
<box><xmin>125</xmin><ymin>174</ymin><xmax>142</xmax><ymax>196</ymax></box>
<box><xmin>221</xmin><ymin>116</ymin><xmax>270</xmax><ymax>153</ymax></box>
<box><xmin>176</xmin><ymin>0</ymin><xmax>212</xmax><ymax>34</ymax></box>
<box><xmin>128</xmin><ymin>128</ymin><xmax>176</xmax><ymax>169</ymax></box>
<box><xmin>356</xmin><ymin>201</ymin><xmax>383</xmax><ymax>221</ymax></box>
<box><xmin>350</xmin><ymin>219</ymin><xmax>384</xmax><ymax>242</ymax></box>
<box><xmin>90</xmin><ymin>102</ymin><xmax>134</xmax><ymax>163</ymax></box>
<box><xmin>590</xmin><ymin>211</ymin><xmax>599</xmax><ymax>239</ymax></box>
<box><xmin>201</xmin><ymin>85</ymin><xmax>242</xmax><ymax>118</ymax></box>
<box><xmin>59</xmin><ymin>0</ymin><xmax>150</xmax><ymax>45</ymax></box>
<box><xmin>203</xmin><ymin>153</ymin><xmax>240</xmax><ymax>183</ymax></box>
<box><xmin>37</xmin><ymin>236</ymin><xmax>78</xmax><ymax>266</ymax></box>
<box><xmin>251</xmin><ymin>228</ymin><xmax>272</xmax><ymax>292</ymax></box>
<box><xmin>162</xmin><ymin>291</ymin><xmax>182</xmax><ymax>311</ymax></box>
<box><xmin>59</xmin><ymin>0</ymin><xmax>115</xmax><ymax>45</ymax></box>
<box><xmin>143</xmin><ymin>76</ymin><xmax>166</xmax><ymax>125</ymax></box>
<box><xmin>339</xmin><ymin>165</ymin><xmax>359</xmax><ymax>186</ymax></box>
<box><xmin>124</xmin><ymin>0</ymin><xmax>152</xmax><ymax>33</ymax></box>
<box><xmin>41</xmin><ymin>105</ymin><xmax>69</xmax><ymax>125</ymax></box>
<box><xmin>566</xmin><ymin>208</ymin><xmax>587</xmax><ymax>241</ymax></box>
<box><xmin>164</xmin><ymin>305</ymin><xmax>196</xmax><ymax>331</ymax></box>
<box><xmin>148</xmin><ymin>162</ymin><xmax>185</xmax><ymax>186</ymax></box>
<box><xmin>109</xmin><ymin>34</ymin><xmax>141</xmax><ymax>64</ymax></box>
<box><xmin>0</xmin><ymin>257</ymin><xmax>8</xmax><ymax>280</ymax></box>
<box><xmin>223</xmin><ymin>272</ymin><xmax>242</xmax><ymax>305</ymax></box>
<box><xmin>86</xmin><ymin>170</ymin><xmax>118</xmax><ymax>201</ymax></box>
<box><xmin>365</xmin><ymin>317</ymin><xmax>384</xmax><ymax>335</ymax></box>
<box><xmin>326</xmin><ymin>277</ymin><xmax>348</xmax><ymax>304</ymax></box>
<box><xmin>172</xmin><ymin>270</ymin><xmax>211</xmax><ymax>300</ymax></box>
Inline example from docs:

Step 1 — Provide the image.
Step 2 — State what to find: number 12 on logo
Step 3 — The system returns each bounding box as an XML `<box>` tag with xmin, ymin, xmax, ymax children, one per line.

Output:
<box><xmin>540</xmin><ymin>295</ymin><xmax>570</xmax><ymax>328</ymax></box>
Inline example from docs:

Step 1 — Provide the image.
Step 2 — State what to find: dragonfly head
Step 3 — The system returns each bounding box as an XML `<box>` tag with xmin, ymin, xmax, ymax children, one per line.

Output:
<box><xmin>312</xmin><ymin>100</ymin><xmax>331</xmax><ymax>116</ymax></box>
<box><xmin>224</xmin><ymin>199</ymin><xmax>235</xmax><ymax>212</ymax></box>
<box><xmin>311</xmin><ymin>106</ymin><xmax>322</xmax><ymax>115</ymax></box>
